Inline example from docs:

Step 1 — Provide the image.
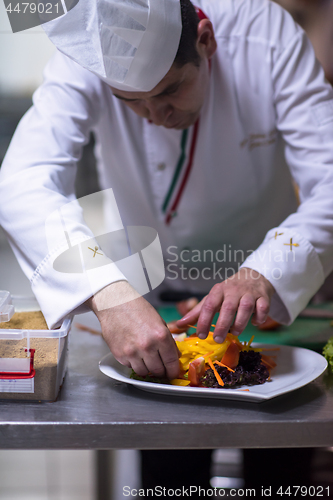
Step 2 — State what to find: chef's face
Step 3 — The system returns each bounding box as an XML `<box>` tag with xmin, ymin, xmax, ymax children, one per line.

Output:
<box><xmin>110</xmin><ymin>20</ymin><xmax>217</xmax><ymax>130</ymax></box>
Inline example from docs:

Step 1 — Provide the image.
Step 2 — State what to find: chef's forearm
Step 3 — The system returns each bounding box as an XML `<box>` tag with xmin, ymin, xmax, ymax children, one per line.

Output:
<box><xmin>0</xmin><ymin>53</ymin><xmax>106</xmax><ymax>329</ymax></box>
<box><xmin>86</xmin><ymin>281</ymin><xmax>138</xmax><ymax>317</ymax></box>
<box><xmin>240</xmin><ymin>228</ymin><xmax>325</xmax><ymax>325</ymax></box>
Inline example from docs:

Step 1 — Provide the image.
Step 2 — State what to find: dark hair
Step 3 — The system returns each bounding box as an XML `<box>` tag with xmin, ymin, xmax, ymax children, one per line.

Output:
<box><xmin>174</xmin><ymin>0</ymin><xmax>201</xmax><ymax>67</ymax></box>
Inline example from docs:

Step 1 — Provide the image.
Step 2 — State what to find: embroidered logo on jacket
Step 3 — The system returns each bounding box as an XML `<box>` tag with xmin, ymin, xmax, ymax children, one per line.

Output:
<box><xmin>240</xmin><ymin>130</ymin><xmax>277</xmax><ymax>151</ymax></box>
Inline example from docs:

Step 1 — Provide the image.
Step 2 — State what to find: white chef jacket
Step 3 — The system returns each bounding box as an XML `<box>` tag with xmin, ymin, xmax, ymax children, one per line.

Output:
<box><xmin>1</xmin><ymin>0</ymin><xmax>333</xmax><ymax>328</ymax></box>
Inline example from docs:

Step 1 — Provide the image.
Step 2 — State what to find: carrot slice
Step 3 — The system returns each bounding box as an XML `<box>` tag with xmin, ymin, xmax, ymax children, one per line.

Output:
<box><xmin>215</xmin><ymin>360</ymin><xmax>235</xmax><ymax>373</ymax></box>
<box><xmin>184</xmin><ymin>334</ymin><xmax>198</xmax><ymax>341</ymax></box>
<box><xmin>207</xmin><ymin>357</ymin><xmax>224</xmax><ymax>386</ymax></box>
<box><xmin>203</xmin><ymin>351</ymin><xmax>214</xmax><ymax>359</ymax></box>
<box><xmin>75</xmin><ymin>323</ymin><xmax>102</xmax><ymax>336</ymax></box>
<box><xmin>247</xmin><ymin>335</ymin><xmax>255</xmax><ymax>347</ymax></box>
<box><xmin>261</xmin><ymin>354</ymin><xmax>277</xmax><ymax>369</ymax></box>
<box><xmin>261</xmin><ymin>359</ymin><xmax>275</xmax><ymax>370</ymax></box>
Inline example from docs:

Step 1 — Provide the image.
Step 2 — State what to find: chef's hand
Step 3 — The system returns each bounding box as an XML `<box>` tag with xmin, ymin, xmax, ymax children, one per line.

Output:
<box><xmin>86</xmin><ymin>281</ymin><xmax>180</xmax><ymax>379</ymax></box>
<box><xmin>176</xmin><ymin>268</ymin><xmax>275</xmax><ymax>343</ymax></box>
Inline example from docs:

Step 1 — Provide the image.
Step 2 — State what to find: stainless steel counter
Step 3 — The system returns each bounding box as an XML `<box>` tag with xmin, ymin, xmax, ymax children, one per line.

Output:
<box><xmin>0</xmin><ymin>313</ymin><xmax>332</xmax><ymax>450</ymax></box>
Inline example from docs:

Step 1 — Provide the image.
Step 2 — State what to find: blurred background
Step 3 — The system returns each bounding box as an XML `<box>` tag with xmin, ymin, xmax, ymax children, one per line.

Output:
<box><xmin>277</xmin><ymin>0</ymin><xmax>333</xmax><ymax>85</ymax></box>
<box><xmin>0</xmin><ymin>1</ymin><xmax>332</xmax><ymax>499</ymax></box>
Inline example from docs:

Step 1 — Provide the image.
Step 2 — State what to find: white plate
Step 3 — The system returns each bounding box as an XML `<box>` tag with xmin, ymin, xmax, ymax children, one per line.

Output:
<box><xmin>99</xmin><ymin>344</ymin><xmax>327</xmax><ymax>403</ymax></box>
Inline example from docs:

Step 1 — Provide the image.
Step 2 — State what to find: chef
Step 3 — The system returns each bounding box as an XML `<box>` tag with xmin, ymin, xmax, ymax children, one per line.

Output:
<box><xmin>0</xmin><ymin>0</ymin><xmax>333</xmax><ymax>381</ymax></box>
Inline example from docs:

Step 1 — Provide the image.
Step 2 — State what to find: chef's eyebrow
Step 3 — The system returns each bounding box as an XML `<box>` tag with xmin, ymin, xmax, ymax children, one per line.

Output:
<box><xmin>113</xmin><ymin>81</ymin><xmax>182</xmax><ymax>102</ymax></box>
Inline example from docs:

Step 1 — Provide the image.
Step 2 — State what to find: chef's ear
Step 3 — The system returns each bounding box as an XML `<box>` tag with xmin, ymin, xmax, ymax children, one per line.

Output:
<box><xmin>196</xmin><ymin>19</ymin><xmax>217</xmax><ymax>60</ymax></box>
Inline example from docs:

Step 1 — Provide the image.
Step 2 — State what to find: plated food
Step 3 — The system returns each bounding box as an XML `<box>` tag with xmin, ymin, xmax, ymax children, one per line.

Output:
<box><xmin>131</xmin><ymin>328</ymin><xmax>278</xmax><ymax>390</ymax></box>
<box><xmin>98</xmin><ymin>301</ymin><xmax>327</xmax><ymax>402</ymax></box>
<box><xmin>99</xmin><ymin>343</ymin><xmax>327</xmax><ymax>402</ymax></box>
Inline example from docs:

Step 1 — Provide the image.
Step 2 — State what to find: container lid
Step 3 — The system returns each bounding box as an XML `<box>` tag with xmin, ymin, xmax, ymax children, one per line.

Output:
<box><xmin>0</xmin><ymin>291</ymin><xmax>15</xmax><ymax>323</ymax></box>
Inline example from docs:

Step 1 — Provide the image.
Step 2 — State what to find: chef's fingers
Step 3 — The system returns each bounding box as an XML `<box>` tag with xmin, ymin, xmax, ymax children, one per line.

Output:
<box><xmin>124</xmin><ymin>332</ymin><xmax>179</xmax><ymax>379</ymax></box>
<box><xmin>252</xmin><ymin>296</ymin><xmax>270</xmax><ymax>326</ymax></box>
<box><xmin>167</xmin><ymin>320</ymin><xmax>189</xmax><ymax>334</ymax></box>
<box><xmin>195</xmin><ymin>285</ymin><xmax>224</xmax><ymax>339</ymax></box>
<box><xmin>229</xmin><ymin>293</ymin><xmax>256</xmax><ymax>336</ymax></box>
<box><xmin>143</xmin><ymin>351</ymin><xmax>170</xmax><ymax>378</ymax></box>
<box><xmin>138</xmin><ymin>328</ymin><xmax>180</xmax><ymax>379</ymax></box>
<box><xmin>129</xmin><ymin>358</ymin><xmax>149</xmax><ymax>377</ymax></box>
<box><xmin>158</xmin><ymin>340</ymin><xmax>181</xmax><ymax>379</ymax></box>
<box><xmin>176</xmin><ymin>296</ymin><xmax>207</xmax><ymax>327</ymax></box>
<box><xmin>212</xmin><ymin>296</ymin><xmax>240</xmax><ymax>342</ymax></box>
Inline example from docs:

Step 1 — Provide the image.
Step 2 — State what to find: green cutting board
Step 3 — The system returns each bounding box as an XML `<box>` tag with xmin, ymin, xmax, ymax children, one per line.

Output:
<box><xmin>159</xmin><ymin>304</ymin><xmax>333</xmax><ymax>351</ymax></box>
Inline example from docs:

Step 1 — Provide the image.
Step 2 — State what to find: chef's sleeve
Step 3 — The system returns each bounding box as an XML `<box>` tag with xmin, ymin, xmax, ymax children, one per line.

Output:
<box><xmin>240</xmin><ymin>28</ymin><xmax>333</xmax><ymax>324</ymax></box>
<box><xmin>0</xmin><ymin>52</ymin><xmax>127</xmax><ymax>328</ymax></box>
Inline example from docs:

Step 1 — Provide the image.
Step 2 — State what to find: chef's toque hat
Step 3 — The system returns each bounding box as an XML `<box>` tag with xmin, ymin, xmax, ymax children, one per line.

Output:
<box><xmin>42</xmin><ymin>0</ymin><xmax>182</xmax><ymax>92</ymax></box>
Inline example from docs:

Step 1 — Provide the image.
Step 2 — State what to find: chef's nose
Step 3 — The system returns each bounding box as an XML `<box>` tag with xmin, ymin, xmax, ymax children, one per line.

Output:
<box><xmin>145</xmin><ymin>99</ymin><xmax>173</xmax><ymax>126</ymax></box>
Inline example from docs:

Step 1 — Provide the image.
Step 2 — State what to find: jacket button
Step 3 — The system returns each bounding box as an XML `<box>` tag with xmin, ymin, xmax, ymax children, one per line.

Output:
<box><xmin>157</xmin><ymin>162</ymin><xmax>166</xmax><ymax>171</ymax></box>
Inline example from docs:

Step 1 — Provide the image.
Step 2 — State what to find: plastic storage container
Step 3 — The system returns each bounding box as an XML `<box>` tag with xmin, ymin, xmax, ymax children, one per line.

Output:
<box><xmin>0</xmin><ymin>294</ymin><xmax>71</xmax><ymax>401</ymax></box>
